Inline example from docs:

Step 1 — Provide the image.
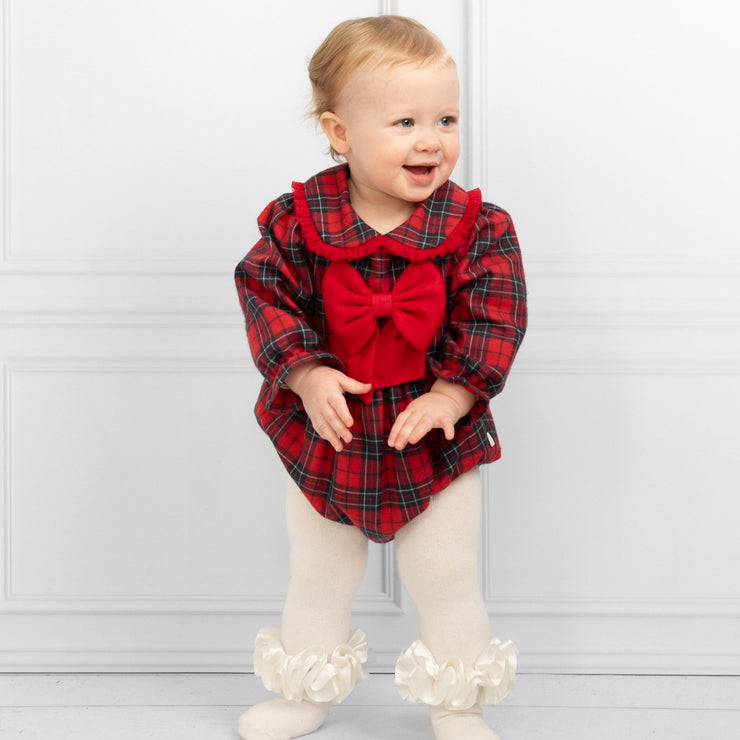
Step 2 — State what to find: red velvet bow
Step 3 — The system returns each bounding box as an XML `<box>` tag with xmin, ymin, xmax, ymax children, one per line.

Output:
<box><xmin>323</xmin><ymin>259</ymin><xmax>446</xmax><ymax>402</ymax></box>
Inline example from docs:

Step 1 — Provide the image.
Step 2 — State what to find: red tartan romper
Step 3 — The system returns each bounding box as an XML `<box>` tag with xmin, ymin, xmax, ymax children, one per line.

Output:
<box><xmin>235</xmin><ymin>165</ymin><xmax>527</xmax><ymax>542</ymax></box>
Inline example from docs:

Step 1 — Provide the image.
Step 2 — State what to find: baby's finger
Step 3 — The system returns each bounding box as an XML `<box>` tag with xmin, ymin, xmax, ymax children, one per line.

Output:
<box><xmin>404</xmin><ymin>416</ymin><xmax>434</xmax><ymax>447</ymax></box>
<box><xmin>310</xmin><ymin>408</ymin><xmax>348</xmax><ymax>451</ymax></box>
<box><xmin>323</xmin><ymin>404</ymin><xmax>354</xmax><ymax>445</ymax></box>
<box><xmin>389</xmin><ymin>412</ymin><xmax>427</xmax><ymax>450</ymax></box>
<box><xmin>312</xmin><ymin>421</ymin><xmax>343</xmax><ymax>452</ymax></box>
<box><xmin>328</xmin><ymin>392</ymin><xmax>354</xmax><ymax>429</ymax></box>
<box><xmin>338</xmin><ymin>375</ymin><xmax>372</xmax><ymax>398</ymax></box>
<box><xmin>387</xmin><ymin>412</ymin><xmax>409</xmax><ymax>448</ymax></box>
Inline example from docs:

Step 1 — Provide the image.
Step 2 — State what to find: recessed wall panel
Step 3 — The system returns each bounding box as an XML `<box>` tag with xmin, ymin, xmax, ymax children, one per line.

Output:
<box><xmin>488</xmin><ymin>370</ymin><xmax>740</xmax><ymax>602</ymax></box>
<box><xmin>8</xmin><ymin>366</ymin><xmax>289</xmax><ymax>599</ymax></box>
<box><xmin>7</xmin><ymin>0</ymin><xmax>378</xmax><ymax>264</ymax></box>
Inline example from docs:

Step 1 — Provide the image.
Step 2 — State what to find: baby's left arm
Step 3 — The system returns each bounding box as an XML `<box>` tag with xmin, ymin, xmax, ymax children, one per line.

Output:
<box><xmin>387</xmin><ymin>379</ymin><xmax>476</xmax><ymax>450</ymax></box>
<box><xmin>389</xmin><ymin>203</ymin><xmax>527</xmax><ymax>451</ymax></box>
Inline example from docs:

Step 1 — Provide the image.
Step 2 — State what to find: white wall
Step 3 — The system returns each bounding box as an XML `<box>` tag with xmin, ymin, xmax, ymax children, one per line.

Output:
<box><xmin>482</xmin><ymin>0</ymin><xmax>740</xmax><ymax>672</ymax></box>
<box><xmin>0</xmin><ymin>0</ymin><xmax>738</xmax><ymax>674</ymax></box>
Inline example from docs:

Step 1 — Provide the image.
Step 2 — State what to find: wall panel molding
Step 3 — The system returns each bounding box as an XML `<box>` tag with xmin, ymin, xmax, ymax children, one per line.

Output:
<box><xmin>1</xmin><ymin>590</ymin><xmax>403</xmax><ymax>618</ymax></box>
<box><xmin>1</xmin><ymin>360</ymin><xmax>8</xmax><ymax>607</ymax></box>
<box><xmin>2</xmin><ymin>0</ymin><xmax>739</xmax><ymax>676</ymax></box>
<box><xmin>3</xmin><ymin>622</ymin><xmax>739</xmax><ymax>674</ymax></box>
<box><xmin>481</xmin><ymin>474</ymin><xmax>740</xmax><ymax>626</ymax></box>
<box><xmin>510</xmin><ymin>647</ymin><xmax>740</xmax><ymax>676</ymax></box>
<box><xmin>512</xmin><ymin>359</ymin><xmax>740</xmax><ymax>375</ymax></box>
<box><xmin>485</xmin><ymin>595</ymin><xmax>740</xmax><ymax>619</ymax></box>
<box><xmin>1</xmin><ymin>359</ymin><xmax>401</xmax><ymax>616</ymax></box>
<box><xmin>0</xmin><ymin>2</ymin><xmax>6</xmax><ymax>266</ymax></box>
<box><xmin>0</xmin><ymin>309</ymin><xmax>243</xmax><ymax>329</ymax></box>
<box><xmin>527</xmin><ymin>257</ymin><xmax>740</xmax><ymax>279</ymax></box>
<box><xmin>3</xmin><ymin>309</ymin><xmax>740</xmax><ymax>330</ymax></box>
<box><xmin>3</xmin><ymin>256</ymin><xmax>740</xmax><ymax>278</ymax></box>
<box><xmin>1</xmin><ymin>1</ymin><xmax>8</xmax><ymax>267</ymax></box>
<box><xmin>465</xmin><ymin>0</ymin><xmax>486</xmax><ymax>192</ymax></box>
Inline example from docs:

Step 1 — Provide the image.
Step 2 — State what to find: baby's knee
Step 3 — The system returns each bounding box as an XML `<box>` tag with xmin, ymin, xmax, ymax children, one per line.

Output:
<box><xmin>290</xmin><ymin>537</ymin><xmax>368</xmax><ymax>596</ymax></box>
<box><xmin>397</xmin><ymin>542</ymin><xmax>478</xmax><ymax>603</ymax></box>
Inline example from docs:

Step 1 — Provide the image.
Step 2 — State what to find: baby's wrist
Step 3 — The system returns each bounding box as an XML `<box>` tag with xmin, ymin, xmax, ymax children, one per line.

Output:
<box><xmin>285</xmin><ymin>360</ymin><xmax>323</xmax><ymax>396</ymax></box>
<box><xmin>430</xmin><ymin>379</ymin><xmax>476</xmax><ymax>419</ymax></box>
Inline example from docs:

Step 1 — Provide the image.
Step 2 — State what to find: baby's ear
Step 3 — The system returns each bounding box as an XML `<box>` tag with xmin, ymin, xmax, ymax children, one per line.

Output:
<box><xmin>320</xmin><ymin>112</ymin><xmax>350</xmax><ymax>155</ymax></box>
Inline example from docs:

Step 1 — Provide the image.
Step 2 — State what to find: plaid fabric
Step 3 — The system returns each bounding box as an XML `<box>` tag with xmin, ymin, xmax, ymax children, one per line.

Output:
<box><xmin>235</xmin><ymin>165</ymin><xmax>527</xmax><ymax>542</ymax></box>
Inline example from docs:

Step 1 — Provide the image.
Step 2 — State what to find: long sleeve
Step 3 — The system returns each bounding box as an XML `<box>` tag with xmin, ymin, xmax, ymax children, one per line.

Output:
<box><xmin>428</xmin><ymin>204</ymin><xmax>527</xmax><ymax>402</ymax></box>
<box><xmin>235</xmin><ymin>195</ymin><xmax>340</xmax><ymax>410</ymax></box>
<box><xmin>236</xmin><ymin>167</ymin><xmax>525</xmax><ymax>542</ymax></box>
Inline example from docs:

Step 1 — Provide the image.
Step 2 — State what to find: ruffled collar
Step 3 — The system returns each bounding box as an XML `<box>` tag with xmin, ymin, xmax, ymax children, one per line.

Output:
<box><xmin>292</xmin><ymin>165</ymin><xmax>481</xmax><ymax>262</ymax></box>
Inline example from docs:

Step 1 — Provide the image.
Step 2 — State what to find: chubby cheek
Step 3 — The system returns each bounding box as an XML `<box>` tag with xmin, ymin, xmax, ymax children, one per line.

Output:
<box><xmin>385</xmin><ymin>139</ymin><xmax>413</xmax><ymax>165</ymax></box>
<box><xmin>445</xmin><ymin>137</ymin><xmax>461</xmax><ymax>167</ymax></box>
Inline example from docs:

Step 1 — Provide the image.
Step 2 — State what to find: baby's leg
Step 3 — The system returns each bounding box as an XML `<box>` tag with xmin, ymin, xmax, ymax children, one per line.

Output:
<box><xmin>239</xmin><ymin>481</ymin><xmax>369</xmax><ymax>740</ymax></box>
<box><xmin>394</xmin><ymin>468</ymin><xmax>516</xmax><ymax>740</ymax></box>
<box><xmin>281</xmin><ymin>482</ymin><xmax>369</xmax><ymax>652</ymax></box>
<box><xmin>396</xmin><ymin>468</ymin><xmax>490</xmax><ymax>665</ymax></box>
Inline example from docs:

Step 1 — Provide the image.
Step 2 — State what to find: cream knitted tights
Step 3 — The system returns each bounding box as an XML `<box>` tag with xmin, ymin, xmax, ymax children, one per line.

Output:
<box><xmin>239</xmin><ymin>468</ymin><xmax>498</xmax><ymax>740</ymax></box>
<box><xmin>395</xmin><ymin>467</ymin><xmax>500</xmax><ymax>739</ymax></box>
<box><xmin>238</xmin><ymin>485</ymin><xmax>369</xmax><ymax>740</ymax></box>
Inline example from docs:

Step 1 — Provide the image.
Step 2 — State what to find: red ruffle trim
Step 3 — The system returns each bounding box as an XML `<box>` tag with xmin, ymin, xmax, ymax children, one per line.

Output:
<box><xmin>292</xmin><ymin>181</ymin><xmax>482</xmax><ymax>262</ymax></box>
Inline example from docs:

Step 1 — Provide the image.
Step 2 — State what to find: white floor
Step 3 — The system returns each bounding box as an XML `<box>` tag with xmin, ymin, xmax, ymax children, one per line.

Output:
<box><xmin>1</xmin><ymin>673</ymin><xmax>739</xmax><ymax>739</ymax></box>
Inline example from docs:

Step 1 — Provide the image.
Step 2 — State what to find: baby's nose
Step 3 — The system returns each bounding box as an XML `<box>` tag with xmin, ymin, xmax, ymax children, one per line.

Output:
<box><xmin>414</xmin><ymin>131</ymin><xmax>442</xmax><ymax>152</ymax></box>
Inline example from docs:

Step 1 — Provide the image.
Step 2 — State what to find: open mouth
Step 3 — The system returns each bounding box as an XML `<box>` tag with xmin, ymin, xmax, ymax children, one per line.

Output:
<box><xmin>403</xmin><ymin>165</ymin><xmax>434</xmax><ymax>176</ymax></box>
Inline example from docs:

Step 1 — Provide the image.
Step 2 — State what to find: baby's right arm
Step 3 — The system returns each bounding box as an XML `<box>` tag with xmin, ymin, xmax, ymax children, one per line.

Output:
<box><xmin>286</xmin><ymin>361</ymin><xmax>371</xmax><ymax>453</ymax></box>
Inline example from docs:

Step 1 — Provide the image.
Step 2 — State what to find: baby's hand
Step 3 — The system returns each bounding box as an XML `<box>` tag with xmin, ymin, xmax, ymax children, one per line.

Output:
<box><xmin>286</xmin><ymin>361</ymin><xmax>371</xmax><ymax>452</ymax></box>
<box><xmin>387</xmin><ymin>380</ymin><xmax>477</xmax><ymax>451</ymax></box>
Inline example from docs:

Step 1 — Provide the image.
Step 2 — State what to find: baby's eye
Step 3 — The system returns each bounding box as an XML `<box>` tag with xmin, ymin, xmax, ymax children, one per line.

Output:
<box><xmin>396</xmin><ymin>118</ymin><xmax>414</xmax><ymax>128</ymax></box>
<box><xmin>439</xmin><ymin>116</ymin><xmax>456</xmax><ymax>127</ymax></box>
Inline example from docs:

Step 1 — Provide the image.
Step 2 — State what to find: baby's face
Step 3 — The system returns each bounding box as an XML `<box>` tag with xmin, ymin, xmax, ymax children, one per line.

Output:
<box><xmin>331</xmin><ymin>62</ymin><xmax>460</xmax><ymax>216</ymax></box>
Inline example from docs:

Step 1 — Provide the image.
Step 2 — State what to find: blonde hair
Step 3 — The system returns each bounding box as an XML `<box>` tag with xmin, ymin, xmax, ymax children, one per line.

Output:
<box><xmin>308</xmin><ymin>15</ymin><xmax>454</xmax><ymax>159</ymax></box>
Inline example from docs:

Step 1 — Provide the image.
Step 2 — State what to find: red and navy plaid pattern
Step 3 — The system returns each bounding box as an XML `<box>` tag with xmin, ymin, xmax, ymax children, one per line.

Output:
<box><xmin>235</xmin><ymin>165</ymin><xmax>527</xmax><ymax>542</ymax></box>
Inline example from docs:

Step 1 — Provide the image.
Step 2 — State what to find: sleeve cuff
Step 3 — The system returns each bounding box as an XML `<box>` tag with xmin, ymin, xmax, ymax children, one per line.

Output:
<box><xmin>427</xmin><ymin>358</ymin><xmax>492</xmax><ymax>404</ymax></box>
<box><xmin>266</xmin><ymin>350</ymin><xmax>343</xmax><ymax>411</ymax></box>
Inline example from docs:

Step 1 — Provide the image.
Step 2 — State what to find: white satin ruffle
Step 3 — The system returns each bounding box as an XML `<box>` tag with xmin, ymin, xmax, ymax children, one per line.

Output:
<box><xmin>254</xmin><ymin>627</ymin><xmax>368</xmax><ymax>704</ymax></box>
<box><xmin>394</xmin><ymin>638</ymin><xmax>517</xmax><ymax>710</ymax></box>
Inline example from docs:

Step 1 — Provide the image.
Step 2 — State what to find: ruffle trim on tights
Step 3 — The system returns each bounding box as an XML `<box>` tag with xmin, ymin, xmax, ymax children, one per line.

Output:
<box><xmin>254</xmin><ymin>627</ymin><xmax>368</xmax><ymax>704</ymax></box>
<box><xmin>394</xmin><ymin>638</ymin><xmax>517</xmax><ymax>710</ymax></box>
